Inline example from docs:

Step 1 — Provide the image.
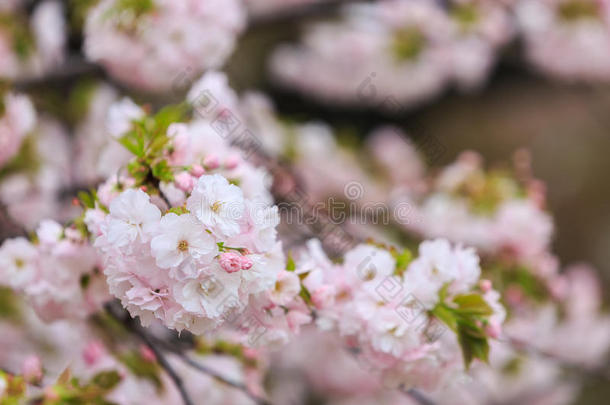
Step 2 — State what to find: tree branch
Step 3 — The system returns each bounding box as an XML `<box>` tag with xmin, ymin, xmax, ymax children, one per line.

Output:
<box><xmin>104</xmin><ymin>302</ymin><xmax>271</xmax><ymax>405</ymax></box>
<box><xmin>167</xmin><ymin>349</ymin><xmax>272</xmax><ymax>405</ymax></box>
<box><xmin>104</xmin><ymin>303</ymin><xmax>194</xmax><ymax>405</ymax></box>
<box><xmin>400</xmin><ymin>386</ymin><xmax>437</xmax><ymax>405</ymax></box>
<box><xmin>247</xmin><ymin>0</ymin><xmax>373</xmax><ymax>29</ymax></box>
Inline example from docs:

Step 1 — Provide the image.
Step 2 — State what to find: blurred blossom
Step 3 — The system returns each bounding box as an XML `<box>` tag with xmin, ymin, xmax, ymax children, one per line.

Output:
<box><xmin>84</xmin><ymin>0</ymin><xmax>246</xmax><ymax>91</ymax></box>
<box><xmin>517</xmin><ymin>0</ymin><xmax>610</xmax><ymax>81</ymax></box>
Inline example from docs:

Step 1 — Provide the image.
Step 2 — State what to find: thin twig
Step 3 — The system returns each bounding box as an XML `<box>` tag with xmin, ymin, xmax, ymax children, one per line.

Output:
<box><xmin>104</xmin><ymin>303</ymin><xmax>194</xmax><ymax>405</ymax></box>
<box><xmin>104</xmin><ymin>302</ymin><xmax>271</xmax><ymax>405</ymax></box>
<box><xmin>400</xmin><ymin>386</ymin><xmax>437</xmax><ymax>405</ymax></box>
<box><xmin>247</xmin><ymin>0</ymin><xmax>371</xmax><ymax>29</ymax></box>
<box><xmin>0</xmin><ymin>202</ymin><xmax>28</xmax><ymax>242</ymax></box>
<box><xmin>173</xmin><ymin>351</ymin><xmax>272</xmax><ymax>405</ymax></box>
<box><xmin>133</xmin><ymin>330</ymin><xmax>194</xmax><ymax>405</ymax></box>
<box><xmin>158</xmin><ymin>190</ymin><xmax>172</xmax><ymax>209</ymax></box>
<box><xmin>146</xmin><ymin>334</ymin><xmax>272</xmax><ymax>405</ymax></box>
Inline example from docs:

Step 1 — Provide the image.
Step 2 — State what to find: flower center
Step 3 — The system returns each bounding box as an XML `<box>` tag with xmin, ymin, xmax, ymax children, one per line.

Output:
<box><xmin>177</xmin><ymin>240</ymin><xmax>189</xmax><ymax>252</ymax></box>
<box><xmin>211</xmin><ymin>201</ymin><xmax>223</xmax><ymax>213</ymax></box>
<box><xmin>451</xmin><ymin>3</ymin><xmax>479</xmax><ymax>29</ymax></box>
<box><xmin>558</xmin><ymin>0</ymin><xmax>599</xmax><ymax>21</ymax></box>
<box><xmin>14</xmin><ymin>258</ymin><xmax>24</xmax><ymax>269</ymax></box>
<box><xmin>363</xmin><ymin>266</ymin><xmax>376</xmax><ymax>281</ymax></box>
<box><xmin>199</xmin><ymin>278</ymin><xmax>220</xmax><ymax>297</ymax></box>
<box><xmin>336</xmin><ymin>289</ymin><xmax>351</xmax><ymax>302</ymax></box>
<box><xmin>392</xmin><ymin>26</ymin><xmax>427</xmax><ymax>62</ymax></box>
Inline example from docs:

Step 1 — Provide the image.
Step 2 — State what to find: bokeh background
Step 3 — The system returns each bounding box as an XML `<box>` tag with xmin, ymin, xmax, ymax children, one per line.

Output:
<box><xmin>224</xmin><ymin>17</ymin><xmax>610</xmax><ymax>403</ymax></box>
<box><xmin>1</xmin><ymin>1</ymin><xmax>609</xmax><ymax>403</ymax></box>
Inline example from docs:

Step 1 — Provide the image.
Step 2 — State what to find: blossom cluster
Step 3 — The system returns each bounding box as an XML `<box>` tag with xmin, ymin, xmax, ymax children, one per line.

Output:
<box><xmin>0</xmin><ymin>91</ymin><xmax>36</xmax><ymax>168</ymax></box>
<box><xmin>84</xmin><ymin>0</ymin><xmax>246</xmax><ymax>91</ymax></box>
<box><xmin>517</xmin><ymin>0</ymin><xmax>610</xmax><ymax>81</ymax></box>
<box><xmin>270</xmin><ymin>0</ymin><xmax>514</xmax><ymax>110</ymax></box>
<box><xmin>394</xmin><ymin>150</ymin><xmax>554</xmax><ymax>266</ymax></box>
<box><xmin>291</xmin><ymin>239</ymin><xmax>504</xmax><ymax>390</ymax></box>
<box><xmin>0</xmin><ymin>3</ymin><xmax>608</xmax><ymax>402</ymax></box>
<box><xmin>0</xmin><ymin>299</ymin><xmax>264</xmax><ymax>404</ymax></box>
<box><xmin>92</xmin><ymin>178</ymin><xmax>283</xmax><ymax>335</ymax></box>
<box><xmin>270</xmin><ymin>0</ymin><xmax>610</xmax><ymax>110</ymax></box>
<box><xmin>231</xmin><ymin>92</ymin><xmax>610</xmax><ymax>404</ymax></box>
<box><xmin>0</xmin><ymin>220</ymin><xmax>108</xmax><ymax>322</ymax></box>
<box><xmin>0</xmin><ymin>115</ymin><xmax>76</xmax><ymax>231</ymax></box>
<box><xmin>0</xmin><ymin>0</ymin><xmax>66</xmax><ymax>80</ymax></box>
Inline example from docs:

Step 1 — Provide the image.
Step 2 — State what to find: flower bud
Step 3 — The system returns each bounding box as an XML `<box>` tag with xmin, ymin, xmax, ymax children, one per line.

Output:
<box><xmin>83</xmin><ymin>341</ymin><xmax>106</xmax><ymax>366</ymax></box>
<box><xmin>22</xmin><ymin>355</ymin><xmax>42</xmax><ymax>384</ymax></box>
<box><xmin>479</xmin><ymin>279</ymin><xmax>492</xmax><ymax>293</ymax></box>
<box><xmin>204</xmin><ymin>155</ymin><xmax>219</xmax><ymax>170</ymax></box>
<box><xmin>190</xmin><ymin>164</ymin><xmax>205</xmax><ymax>177</ymax></box>
<box><xmin>219</xmin><ymin>252</ymin><xmax>242</xmax><ymax>273</ymax></box>
<box><xmin>224</xmin><ymin>155</ymin><xmax>240</xmax><ymax>170</ymax></box>
<box><xmin>175</xmin><ymin>172</ymin><xmax>194</xmax><ymax>192</ymax></box>
<box><xmin>240</xmin><ymin>256</ymin><xmax>253</xmax><ymax>270</ymax></box>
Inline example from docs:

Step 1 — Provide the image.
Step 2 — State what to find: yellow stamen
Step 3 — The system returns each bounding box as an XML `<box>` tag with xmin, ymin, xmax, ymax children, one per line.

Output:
<box><xmin>177</xmin><ymin>240</ymin><xmax>189</xmax><ymax>252</ymax></box>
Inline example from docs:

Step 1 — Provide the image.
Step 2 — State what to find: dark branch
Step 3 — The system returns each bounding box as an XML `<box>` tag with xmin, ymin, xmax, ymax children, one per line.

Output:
<box><xmin>104</xmin><ymin>302</ymin><xmax>271</xmax><ymax>405</ymax></box>
<box><xmin>401</xmin><ymin>387</ymin><xmax>437</xmax><ymax>405</ymax></box>
<box><xmin>170</xmin><ymin>350</ymin><xmax>272</xmax><ymax>405</ymax></box>
<box><xmin>247</xmin><ymin>0</ymin><xmax>372</xmax><ymax>29</ymax></box>
<box><xmin>104</xmin><ymin>303</ymin><xmax>194</xmax><ymax>405</ymax></box>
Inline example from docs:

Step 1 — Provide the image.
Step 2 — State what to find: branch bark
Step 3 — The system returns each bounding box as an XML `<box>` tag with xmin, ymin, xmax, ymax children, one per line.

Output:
<box><xmin>104</xmin><ymin>302</ymin><xmax>272</xmax><ymax>405</ymax></box>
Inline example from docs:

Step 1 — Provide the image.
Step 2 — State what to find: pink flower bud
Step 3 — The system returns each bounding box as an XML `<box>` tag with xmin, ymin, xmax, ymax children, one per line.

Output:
<box><xmin>190</xmin><ymin>164</ymin><xmax>205</xmax><ymax>177</ymax></box>
<box><xmin>204</xmin><ymin>154</ymin><xmax>219</xmax><ymax>170</ymax></box>
<box><xmin>22</xmin><ymin>355</ymin><xmax>42</xmax><ymax>383</ymax></box>
<box><xmin>485</xmin><ymin>320</ymin><xmax>502</xmax><ymax>339</ymax></box>
<box><xmin>140</xmin><ymin>345</ymin><xmax>156</xmax><ymax>362</ymax></box>
<box><xmin>83</xmin><ymin>341</ymin><xmax>105</xmax><ymax>366</ymax></box>
<box><xmin>479</xmin><ymin>279</ymin><xmax>492</xmax><ymax>293</ymax></box>
<box><xmin>219</xmin><ymin>252</ymin><xmax>242</xmax><ymax>273</ymax></box>
<box><xmin>224</xmin><ymin>155</ymin><xmax>240</xmax><ymax>170</ymax></box>
<box><xmin>240</xmin><ymin>256</ymin><xmax>253</xmax><ymax>270</ymax></box>
<box><xmin>175</xmin><ymin>172</ymin><xmax>194</xmax><ymax>192</ymax></box>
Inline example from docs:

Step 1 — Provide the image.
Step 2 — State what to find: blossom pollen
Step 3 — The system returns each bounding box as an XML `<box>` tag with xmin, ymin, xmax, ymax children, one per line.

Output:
<box><xmin>177</xmin><ymin>240</ymin><xmax>189</xmax><ymax>252</ymax></box>
<box><xmin>211</xmin><ymin>201</ymin><xmax>223</xmax><ymax>213</ymax></box>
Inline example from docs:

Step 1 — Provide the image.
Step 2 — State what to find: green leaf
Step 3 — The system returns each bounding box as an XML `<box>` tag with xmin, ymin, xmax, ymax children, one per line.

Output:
<box><xmin>147</xmin><ymin>133</ymin><xmax>170</xmax><ymax>156</ymax></box>
<box><xmin>119</xmin><ymin>351</ymin><xmax>162</xmax><ymax>391</ymax></box>
<box><xmin>286</xmin><ymin>253</ymin><xmax>296</xmax><ymax>272</ymax></box>
<box><xmin>431</xmin><ymin>304</ymin><xmax>457</xmax><ymax>332</ymax></box>
<box><xmin>453</xmin><ymin>294</ymin><xmax>493</xmax><ymax>316</ymax></box>
<box><xmin>0</xmin><ymin>287</ymin><xmax>20</xmax><ymax>321</ymax></box>
<box><xmin>299</xmin><ymin>285</ymin><xmax>313</xmax><ymax>306</ymax></box>
<box><xmin>167</xmin><ymin>206</ymin><xmax>189</xmax><ymax>215</ymax></box>
<box><xmin>393</xmin><ymin>248</ymin><xmax>413</xmax><ymax>275</ymax></box>
<box><xmin>92</xmin><ymin>371</ymin><xmax>121</xmax><ymax>391</ymax></box>
<box><xmin>80</xmin><ymin>274</ymin><xmax>91</xmax><ymax>290</ymax></box>
<box><xmin>151</xmin><ymin>160</ymin><xmax>174</xmax><ymax>183</ymax></box>
<box><xmin>78</xmin><ymin>191</ymin><xmax>95</xmax><ymax>209</ymax></box>
<box><xmin>118</xmin><ymin>132</ymin><xmax>144</xmax><ymax>157</ymax></box>
<box><xmin>153</xmin><ymin>104</ymin><xmax>188</xmax><ymax>134</ymax></box>
<box><xmin>457</xmin><ymin>322</ymin><xmax>490</xmax><ymax>369</ymax></box>
<box><xmin>116</xmin><ymin>0</ymin><xmax>155</xmax><ymax>17</ymax></box>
